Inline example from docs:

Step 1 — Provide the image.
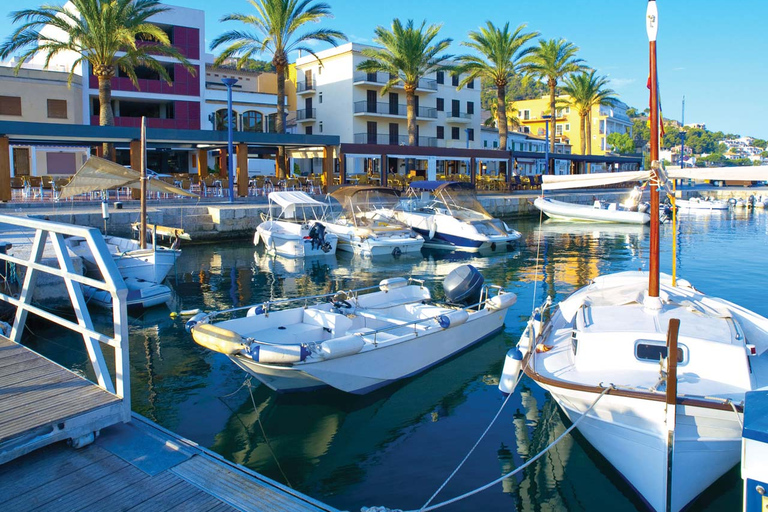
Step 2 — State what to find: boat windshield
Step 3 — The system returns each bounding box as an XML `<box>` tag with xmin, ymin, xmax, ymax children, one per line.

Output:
<box><xmin>327</xmin><ymin>186</ymin><xmax>407</xmax><ymax>228</ymax></box>
<box><xmin>435</xmin><ymin>185</ymin><xmax>492</xmax><ymax>221</ymax></box>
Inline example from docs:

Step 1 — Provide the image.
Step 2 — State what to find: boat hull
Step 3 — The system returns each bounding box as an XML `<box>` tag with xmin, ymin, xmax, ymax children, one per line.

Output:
<box><xmin>233</xmin><ymin>308</ymin><xmax>507</xmax><ymax>394</ymax></box>
<box><xmin>395</xmin><ymin>211</ymin><xmax>521</xmax><ymax>252</ymax></box>
<box><xmin>335</xmin><ymin>235</ymin><xmax>423</xmax><ymax>257</ymax></box>
<box><xmin>541</xmin><ymin>383</ymin><xmax>741</xmax><ymax>512</ymax></box>
<box><xmin>534</xmin><ymin>197</ymin><xmax>651</xmax><ymax>224</ymax></box>
<box><xmin>256</xmin><ymin>224</ymin><xmax>338</xmax><ymax>258</ymax></box>
<box><xmin>85</xmin><ymin>278</ymin><xmax>172</xmax><ymax>309</ymax></box>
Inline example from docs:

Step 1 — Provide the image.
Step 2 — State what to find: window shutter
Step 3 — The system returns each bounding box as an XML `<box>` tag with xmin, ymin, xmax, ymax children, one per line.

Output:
<box><xmin>47</xmin><ymin>99</ymin><xmax>68</xmax><ymax>119</ymax></box>
<box><xmin>0</xmin><ymin>96</ymin><xmax>22</xmax><ymax>116</ymax></box>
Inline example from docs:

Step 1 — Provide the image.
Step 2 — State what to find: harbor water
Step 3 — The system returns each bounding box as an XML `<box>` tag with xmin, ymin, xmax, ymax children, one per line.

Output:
<box><xmin>23</xmin><ymin>207</ymin><xmax>768</xmax><ymax>511</ymax></box>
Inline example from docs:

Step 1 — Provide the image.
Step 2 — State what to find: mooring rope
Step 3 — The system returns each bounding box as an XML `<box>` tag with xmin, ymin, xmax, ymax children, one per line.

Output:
<box><xmin>729</xmin><ymin>400</ymin><xmax>744</xmax><ymax>429</ymax></box>
<box><xmin>417</xmin><ymin>357</ymin><xmax>528</xmax><ymax>512</ymax></box>
<box><xmin>362</xmin><ymin>386</ymin><xmax>612</xmax><ymax>512</ymax></box>
<box><xmin>531</xmin><ymin>203</ymin><xmax>545</xmax><ymax>314</ymax></box>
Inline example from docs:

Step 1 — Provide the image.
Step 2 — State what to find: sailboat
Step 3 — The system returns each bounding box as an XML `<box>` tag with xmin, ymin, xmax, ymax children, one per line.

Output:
<box><xmin>61</xmin><ymin>117</ymin><xmax>197</xmax><ymax>308</ymax></box>
<box><xmin>500</xmin><ymin>3</ymin><xmax>768</xmax><ymax>511</ymax></box>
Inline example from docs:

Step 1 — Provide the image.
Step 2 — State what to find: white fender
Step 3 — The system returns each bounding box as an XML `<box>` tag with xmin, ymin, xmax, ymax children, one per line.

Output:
<box><xmin>253</xmin><ymin>229</ymin><xmax>261</xmax><ymax>247</ymax></box>
<box><xmin>532</xmin><ymin>309</ymin><xmax>543</xmax><ymax>338</ymax></box>
<box><xmin>319</xmin><ymin>335</ymin><xmax>365</xmax><ymax>360</ymax></box>
<box><xmin>498</xmin><ymin>347</ymin><xmax>524</xmax><ymax>394</ymax></box>
<box><xmin>379</xmin><ymin>277</ymin><xmax>408</xmax><ymax>292</ymax></box>
<box><xmin>185</xmin><ymin>312</ymin><xmax>209</xmax><ymax>332</ymax></box>
<box><xmin>437</xmin><ymin>309</ymin><xmax>469</xmax><ymax>329</ymax></box>
<box><xmin>192</xmin><ymin>323</ymin><xmax>247</xmax><ymax>355</ymax></box>
<box><xmin>487</xmin><ymin>293</ymin><xmax>517</xmax><ymax>311</ymax></box>
<box><xmin>252</xmin><ymin>344</ymin><xmax>307</xmax><ymax>364</ymax></box>
<box><xmin>428</xmin><ymin>218</ymin><xmax>437</xmax><ymax>239</ymax></box>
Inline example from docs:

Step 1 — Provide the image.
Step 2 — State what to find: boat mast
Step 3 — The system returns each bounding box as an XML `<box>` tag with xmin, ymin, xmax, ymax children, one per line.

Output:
<box><xmin>647</xmin><ymin>0</ymin><xmax>660</xmax><ymax>298</ymax></box>
<box><xmin>140</xmin><ymin>116</ymin><xmax>148</xmax><ymax>250</ymax></box>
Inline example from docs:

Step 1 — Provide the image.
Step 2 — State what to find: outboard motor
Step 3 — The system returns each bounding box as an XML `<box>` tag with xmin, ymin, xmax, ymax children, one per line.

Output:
<box><xmin>309</xmin><ymin>222</ymin><xmax>332</xmax><ymax>252</ymax></box>
<box><xmin>443</xmin><ymin>264</ymin><xmax>484</xmax><ymax>306</ymax></box>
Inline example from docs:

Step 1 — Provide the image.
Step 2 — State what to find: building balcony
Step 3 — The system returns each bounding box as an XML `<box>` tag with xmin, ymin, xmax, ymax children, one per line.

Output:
<box><xmin>296</xmin><ymin>80</ymin><xmax>315</xmax><ymax>94</ymax></box>
<box><xmin>296</xmin><ymin>108</ymin><xmax>316</xmax><ymax>121</ymax></box>
<box><xmin>353</xmin><ymin>71</ymin><xmax>437</xmax><ymax>92</ymax></box>
<box><xmin>353</xmin><ymin>101</ymin><xmax>437</xmax><ymax>119</ymax></box>
<box><xmin>353</xmin><ymin>133</ymin><xmax>437</xmax><ymax>147</ymax></box>
<box><xmin>445</xmin><ymin>111</ymin><xmax>473</xmax><ymax>124</ymax></box>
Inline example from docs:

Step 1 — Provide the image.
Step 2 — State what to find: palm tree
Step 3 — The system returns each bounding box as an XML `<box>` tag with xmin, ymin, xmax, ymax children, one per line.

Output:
<box><xmin>357</xmin><ymin>19</ymin><xmax>452</xmax><ymax>147</ymax></box>
<box><xmin>455</xmin><ymin>22</ymin><xmax>538</xmax><ymax>151</ymax></box>
<box><xmin>211</xmin><ymin>0</ymin><xmax>346</xmax><ymax>178</ymax></box>
<box><xmin>523</xmin><ymin>38</ymin><xmax>588</xmax><ymax>173</ymax></box>
<box><xmin>561</xmin><ymin>70</ymin><xmax>617</xmax><ymax>157</ymax></box>
<box><xmin>484</xmin><ymin>96</ymin><xmax>520</xmax><ymax>131</ymax></box>
<box><xmin>0</xmin><ymin>0</ymin><xmax>194</xmax><ymax>160</ymax></box>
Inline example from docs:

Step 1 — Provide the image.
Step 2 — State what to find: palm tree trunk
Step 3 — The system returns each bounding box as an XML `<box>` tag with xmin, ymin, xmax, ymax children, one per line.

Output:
<box><xmin>98</xmin><ymin>75</ymin><xmax>115</xmax><ymax>160</ymax></box>
<box><xmin>497</xmin><ymin>85</ymin><xmax>507</xmax><ymax>151</ymax></box>
<box><xmin>276</xmin><ymin>62</ymin><xmax>286</xmax><ymax>179</ymax></box>
<box><xmin>586</xmin><ymin>111</ymin><xmax>593</xmax><ymax>173</ymax></box>
<box><xmin>548</xmin><ymin>78</ymin><xmax>556</xmax><ymax>175</ymax></box>
<box><xmin>405</xmin><ymin>85</ymin><xmax>417</xmax><ymax>146</ymax></box>
<box><xmin>579</xmin><ymin>113</ymin><xmax>586</xmax><ymax>174</ymax></box>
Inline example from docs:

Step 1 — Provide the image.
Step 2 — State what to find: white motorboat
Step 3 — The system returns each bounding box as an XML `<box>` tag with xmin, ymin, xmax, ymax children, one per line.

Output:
<box><xmin>533</xmin><ymin>197</ymin><xmax>651</xmax><ymax>224</ymax></box>
<box><xmin>323</xmin><ymin>186</ymin><xmax>424</xmax><ymax>257</ymax></box>
<box><xmin>675</xmin><ymin>197</ymin><xmax>729</xmax><ymax>211</ymax></box>
<box><xmin>497</xmin><ymin>4</ymin><xmax>768</xmax><ymax>510</ymax></box>
<box><xmin>189</xmin><ymin>264</ymin><xmax>516</xmax><ymax>394</ymax></box>
<box><xmin>254</xmin><ymin>191</ymin><xmax>338</xmax><ymax>258</ymax></box>
<box><xmin>84</xmin><ymin>277</ymin><xmax>172</xmax><ymax>309</ymax></box>
<box><xmin>65</xmin><ymin>234</ymin><xmax>180</xmax><ymax>283</ymax></box>
<box><xmin>388</xmin><ymin>181</ymin><xmax>521</xmax><ymax>251</ymax></box>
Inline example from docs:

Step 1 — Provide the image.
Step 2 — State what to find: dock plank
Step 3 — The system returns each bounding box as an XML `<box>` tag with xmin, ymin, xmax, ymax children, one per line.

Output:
<box><xmin>126</xmin><ymin>479</ymin><xmax>214</xmax><ymax>512</ymax></box>
<box><xmin>82</xmin><ymin>471</ymin><xmax>183</xmax><ymax>512</ymax></box>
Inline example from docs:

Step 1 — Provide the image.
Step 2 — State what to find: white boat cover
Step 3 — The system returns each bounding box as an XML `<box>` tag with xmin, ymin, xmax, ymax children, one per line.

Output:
<box><xmin>59</xmin><ymin>156</ymin><xmax>198</xmax><ymax>199</ymax></box>
<box><xmin>541</xmin><ymin>166</ymin><xmax>768</xmax><ymax>191</ymax></box>
<box><xmin>268</xmin><ymin>191</ymin><xmax>326</xmax><ymax>217</ymax></box>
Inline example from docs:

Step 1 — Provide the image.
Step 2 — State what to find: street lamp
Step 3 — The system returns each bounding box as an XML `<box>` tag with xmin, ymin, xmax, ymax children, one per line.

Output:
<box><xmin>542</xmin><ymin>114</ymin><xmax>551</xmax><ymax>174</ymax></box>
<box><xmin>222</xmin><ymin>77</ymin><xmax>238</xmax><ymax>203</ymax></box>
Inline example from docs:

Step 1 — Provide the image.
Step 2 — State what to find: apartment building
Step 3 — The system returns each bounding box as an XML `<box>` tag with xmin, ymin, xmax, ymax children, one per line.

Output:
<box><xmin>0</xmin><ymin>61</ymin><xmax>89</xmax><ymax>177</ymax></box>
<box><xmin>515</xmin><ymin>95</ymin><xmax>633</xmax><ymax>156</ymax></box>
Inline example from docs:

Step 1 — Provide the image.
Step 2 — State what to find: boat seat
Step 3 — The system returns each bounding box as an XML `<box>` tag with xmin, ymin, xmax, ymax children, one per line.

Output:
<box><xmin>303</xmin><ymin>309</ymin><xmax>353</xmax><ymax>337</ymax></box>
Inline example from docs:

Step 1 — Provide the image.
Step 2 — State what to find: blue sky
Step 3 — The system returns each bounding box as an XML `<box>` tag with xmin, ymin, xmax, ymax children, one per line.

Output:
<box><xmin>1</xmin><ymin>0</ymin><xmax>766</xmax><ymax>139</ymax></box>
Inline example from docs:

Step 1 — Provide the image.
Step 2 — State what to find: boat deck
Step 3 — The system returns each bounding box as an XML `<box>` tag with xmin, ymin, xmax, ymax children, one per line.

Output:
<box><xmin>0</xmin><ymin>336</ymin><xmax>124</xmax><ymax>465</ymax></box>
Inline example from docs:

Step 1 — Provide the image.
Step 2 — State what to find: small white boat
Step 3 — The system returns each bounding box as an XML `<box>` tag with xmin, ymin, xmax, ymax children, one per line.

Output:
<box><xmin>66</xmin><ymin>235</ymin><xmax>180</xmax><ymax>283</ymax></box>
<box><xmin>254</xmin><ymin>191</ymin><xmax>338</xmax><ymax>258</ymax></box>
<box><xmin>84</xmin><ymin>277</ymin><xmax>171</xmax><ymax>309</ymax></box>
<box><xmin>533</xmin><ymin>197</ymin><xmax>651</xmax><ymax>224</ymax></box>
<box><xmin>388</xmin><ymin>181</ymin><xmax>521</xmax><ymax>252</ymax></box>
<box><xmin>676</xmin><ymin>197</ymin><xmax>729</xmax><ymax>211</ymax></box>
<box><xmin>750</xmin><ymin>195</ymin><xmax>768</xmax><ymax>208</ymax></box>
<box><xmin>189</xmin><ymin>264</ymin><xmax>516</xmax><ymax>394</ymax></box>
<box><xmin>323</xmin><ymin>186</ymin><xmax>424</xmax><ymax>257</ymax></box>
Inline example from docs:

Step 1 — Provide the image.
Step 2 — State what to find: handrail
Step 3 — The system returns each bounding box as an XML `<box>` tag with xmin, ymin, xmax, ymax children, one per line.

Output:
<box><xmin>0</xmin><ymin>214</ymin><xmax>130</xmax><ymax>421</ymax></box>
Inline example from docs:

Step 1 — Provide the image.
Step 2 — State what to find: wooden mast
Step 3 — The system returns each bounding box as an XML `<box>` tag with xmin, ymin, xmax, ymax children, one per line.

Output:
<box><xmin>140</xmin><ymin>117</ymin><xmax>147</xmax><ymax>250</ymax></box>
<box><xmin>647</xmin><ymin>0</ymin><xmax>660</xmax><ymax>298</ymax></box>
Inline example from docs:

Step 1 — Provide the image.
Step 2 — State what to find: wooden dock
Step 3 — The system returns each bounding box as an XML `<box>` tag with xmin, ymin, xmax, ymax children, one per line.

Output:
<box><xmin>0</xmin><ymin>216</ymin><xmax>340</xmax><ymax>512</ymax></box>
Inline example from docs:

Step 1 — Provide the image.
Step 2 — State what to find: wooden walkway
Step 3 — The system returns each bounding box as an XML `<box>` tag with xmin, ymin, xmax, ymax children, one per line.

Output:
<box><xmin>0</xmin><ymin>415</ymin><xmax>339</xmax><ymax>512</ymax></box>
<box><xmin>0</xmin><ymin>336</ymin><xmax>124</xmax><ymax>465</ymax></box>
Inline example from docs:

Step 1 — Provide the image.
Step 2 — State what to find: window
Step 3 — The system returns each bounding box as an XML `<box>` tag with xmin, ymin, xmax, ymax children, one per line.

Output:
<box><xmin>242</xmin><ymin>111</ymin><xmax>263</xmax><ymax>132</ymax></box>
<box><xmin>520</xmin><ymin>109</ymin><xmax>530</xmax><ymax>121</ymax></box>
<box><xmin>305</xmin><ymin>126</ymin><xmax>313</xmax><ymax>135</ymax></box>
<box><xmin>564</xmin><ymin>123</ymin><xmax>570</xmax><ymax>132</ymax></box>
<box><xmin>493</xmin><ymin>141</ymin><xmax>498</xmax><ymax>148</ymax></box>
<box><xmin>47</xmin><ymin>99</ymin><xmax>67</xmax><ymax>119</ymax></box>
<box><xmin>319</xmin><ymin>92</ymin><xmax>323</xmax><ymax>104</ymax></box>
<box><xmin>601</xmin><ymin>137</ymin><xmax>606</xmax><ymax>151</ymax></box>
<box><xmin>451</xmin><ymin>74</ymin><xmax>459</xmax><ymax>87</ymax></box>
<box><xmin>467</xmin><ymin>101</ymin><xmax>474</xmax><ymax>115</ymax></box>
<box><xmin>436</xmin><ymin>71</ymin><xmax>444</xmax><ymax>84</ymax></box>
<box><xmin>319</xmin><ymin>121</ymin><xmax>323</xmax><ymax>133</ymax></box>
<box><xmin>636</xmin><ymin>342</ymin><xmax>684</xmax><ymax>363</ymax></box>
<box><xmin>0</xmin><ymin>96</ymin><xmax>22</xmax><ymax>116</ymax></box>
<box><xmin>267</xmin><ymin>113</ymin><xmax>277</xmax><ymax>133</ymax></box>
<box><xmin>467</xmin><ymin>79</ymin><xmax>474</xmax><ymax>89</ymax></box>
<box><xmin>451</xmin><ymin>127</ymin><xmax>460</xmax><ymax>140</ymax></box>
<box><xmin>483</xmin><ymin>140</ymin><xmax>487</xmax><ymax>148</ymax></box>
<box><xmin>436</xmin><ymin>126</ymin><xmax>444</xmax><ymax>139</ymax></box>
<box><xmin>467</xmin><ymin>128</ymin><xmax>474</xmax><ymax>141</ymax></box>
<box><xmin>522</xmin><ymin>126</ymin><xmax>530</xmax><ymax>134</ymax></box>
<box><xmin>599</xmin><ymin>120</ymin><xmax>605</xmax><ymax>134</ymax></box>
<box><xmin>436</xmin><ymin>98</ymin><xmax>444</xmax><ymax>111</ymax></box>
<box><xmin>556</xmin><ymin>125</ymin><xmax>563</xmax><ymax>136</ymax></box>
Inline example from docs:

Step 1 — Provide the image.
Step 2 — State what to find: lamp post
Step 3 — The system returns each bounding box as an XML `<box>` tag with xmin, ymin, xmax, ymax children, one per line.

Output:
<box><xmin>542</xmin><ymin>114</ymin><xmax>551</xmax><ymax>175</ymax></box>
<box><xmin>222</xmin><ymin>77</ymin><xmax>238</xmax><ymax>203</ymax></box>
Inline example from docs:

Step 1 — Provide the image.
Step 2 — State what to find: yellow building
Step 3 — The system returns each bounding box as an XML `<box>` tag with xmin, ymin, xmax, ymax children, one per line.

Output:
<box><xmin>515</xmin><ymin>95</ymin><xmax>632</xmax><ymax>157</ymax></box>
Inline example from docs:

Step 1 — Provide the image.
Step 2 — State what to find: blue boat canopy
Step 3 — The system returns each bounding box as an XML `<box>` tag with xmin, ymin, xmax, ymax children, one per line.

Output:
<box><xmin>408</xmin><ymin>181</ymin><xmax>475</xmax><ymax>192</ymax></box>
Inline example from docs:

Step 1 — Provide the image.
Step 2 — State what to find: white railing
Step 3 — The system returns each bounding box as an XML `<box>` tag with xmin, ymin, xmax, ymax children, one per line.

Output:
<box><xmin>0</xmin><ymin>214</ymin><xmax>130</xmax><ymax>420</ymax></box>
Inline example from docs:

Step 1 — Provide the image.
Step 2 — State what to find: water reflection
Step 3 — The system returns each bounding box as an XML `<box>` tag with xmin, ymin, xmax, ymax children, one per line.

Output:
<box><xmin>18</xmin><ymin>213</ymin><xmax>767</xmax><ymax>512</ymax></box>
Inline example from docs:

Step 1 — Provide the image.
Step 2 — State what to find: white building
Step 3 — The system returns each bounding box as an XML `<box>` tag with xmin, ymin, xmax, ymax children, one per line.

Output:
<box><xmin>294</xmin><ymin>43</ymin><xmax>483</xmax><ymax>174</ymax></box>
<box><xmin>481</xmin><ymin>128</ymin><xmax>572</xmax><ymax>175</ymax></box>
